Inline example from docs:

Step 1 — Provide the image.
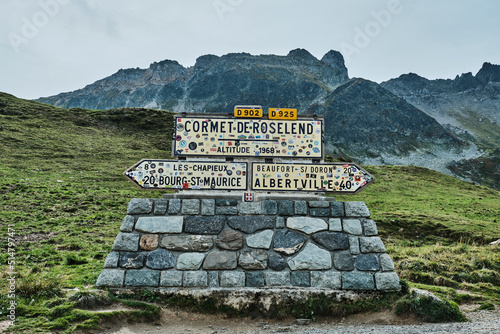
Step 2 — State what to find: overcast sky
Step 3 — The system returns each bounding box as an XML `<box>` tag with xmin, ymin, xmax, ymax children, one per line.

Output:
<box><xmin>1</xmin><ymin>0</ymin><xmax>499</xmax><ymax>100</ymax></box>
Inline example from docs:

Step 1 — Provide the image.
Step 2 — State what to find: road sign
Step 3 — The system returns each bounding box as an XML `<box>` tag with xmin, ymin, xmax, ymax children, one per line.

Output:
<box><xmin>251</xmin><ymin>162</ymin><xmax>374</xmax><ymax>194</ymax></box>
<box><xmin>269</xmin><ymin>108</ymin><xmax>297</xmax><ymax>120</ymax></box>
<box><xmin>234</xmin><ymin>105</ymin><xmax>263</xmax><ymax>118</ymax></box>
<box><xmin>124</xmin><ymin>160</ymin><xmax>247</xmax><ymax>190</ymax></box>
<box><xmin>174</xmin><ymin>116</ymin><xmax>323</xmax><ymax>158</ymax></box>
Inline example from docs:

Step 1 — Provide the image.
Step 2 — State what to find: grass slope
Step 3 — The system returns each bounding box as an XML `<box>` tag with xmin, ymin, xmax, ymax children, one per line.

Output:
<box><xmin>0</xmin><ymin>92</ymin><xmax>499</xmax><ymax>332</ymax></box>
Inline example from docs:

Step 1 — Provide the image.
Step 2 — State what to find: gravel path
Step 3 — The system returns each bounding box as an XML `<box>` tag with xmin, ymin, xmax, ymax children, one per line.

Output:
<box><xmin>98</xmin><ymin>307</ymin><xmax>500</xmax><ymax>334</ymax></box>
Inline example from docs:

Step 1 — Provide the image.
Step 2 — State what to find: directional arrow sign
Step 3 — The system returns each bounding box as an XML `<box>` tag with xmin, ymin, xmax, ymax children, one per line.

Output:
<box><xmin>124</xmin><ymin>160</ymin><xmax>248</xmax><ymax>190</ymax></box>
<box><xmin>251</xmin><ymin>162</ymin><xmax>374</xmax><ymax>194</ymax></box>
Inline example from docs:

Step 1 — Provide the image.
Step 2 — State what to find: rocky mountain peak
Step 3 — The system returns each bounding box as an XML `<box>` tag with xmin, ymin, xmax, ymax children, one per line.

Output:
<box><xmin>287</xmin><ymin>48</ymin><xmax>317</xmax><ymax>61</ymax></box>
<box><xmin>193</xmin><ymin>54</ymin><xmax>220</xmax><ymax>71</ymax></box>
<box><xmin>476</xmin><ymin>62</ymin><xmax>500</xmax><ymax>85</ymax></box>
<box><xmin>321</xmin><ymin>50</ymin><xmax>345</xmax><ymax>68</ymax></box>
<box><xmin>321</xmin><ymin>50</ymin><xmax>349</xmax><ymax>83</ymax></box>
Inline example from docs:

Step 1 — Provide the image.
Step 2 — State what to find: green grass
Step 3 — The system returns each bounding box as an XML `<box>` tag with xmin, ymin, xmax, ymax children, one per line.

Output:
<box><xmin>336</xmin><ymin>165</ymin><xmax>500</xmax><ymax>242</ymax></box>
<box><xmin>0</xmin><ymin>92</ymin><xmax>499</xmax><ymax>332</ymax></box>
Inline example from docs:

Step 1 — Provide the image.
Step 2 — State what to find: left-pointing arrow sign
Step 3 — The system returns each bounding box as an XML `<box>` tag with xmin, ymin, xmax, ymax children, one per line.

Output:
<box><xmin>123</xmin><ymin>159</ymin><xmax>248</xmax><ymax>190</ymax></box>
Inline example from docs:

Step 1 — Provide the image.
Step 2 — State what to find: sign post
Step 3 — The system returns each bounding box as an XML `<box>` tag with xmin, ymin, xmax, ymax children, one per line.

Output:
<box><xmin>124</xmin><ymin>107</ymin><xmax>374</xmax><ymax>194</ymax></box>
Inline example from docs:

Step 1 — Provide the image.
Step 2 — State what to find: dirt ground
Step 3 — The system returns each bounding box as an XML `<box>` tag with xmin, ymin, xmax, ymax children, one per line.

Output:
<box><xmin>1</xmin><ymin>304</ymin><xmax>497</xmax><ymax>334</ymax></box>
<box><xmin>93</xmin><ymin>304</ymin><xmax>499</xmax><ymax>334</ymax></box>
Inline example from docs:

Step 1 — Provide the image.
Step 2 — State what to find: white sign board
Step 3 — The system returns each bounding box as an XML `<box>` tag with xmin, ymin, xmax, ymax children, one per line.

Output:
<box><xmin>251</xmin><ymin>162</ymin><xmax>374</xmax><ymax>193</ymax></box>
<box><xmin>124</xmin><ymin>160</ymin><xmax>247</xmax><ymax>190</ymax></box>
<box><xmin>173</xmin><ymin>116</ymin><xmax>323</xmax><ymax>158</ymax></box>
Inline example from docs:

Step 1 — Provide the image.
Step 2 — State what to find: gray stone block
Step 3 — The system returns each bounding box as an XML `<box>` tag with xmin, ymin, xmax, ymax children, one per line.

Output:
<box><xmin>216</xmin><ymin>199</ymin><xmax>238</xmax><ymax>206</ymax></box>
<box><xmin>96</xmin><ymin>269</ymin><xmax>124</xmax><ymax>287</ymax></box>
<box><xmin>333</xmin><ymin>251</ymin><xmax>354</xmax><ymax>271</ymax></box>
<box><xmin>273</xmin><ymin>229</ymin><xmax>306</xmax><ymax>255</ymax></box>
<box><xmin>359</xmin><ymin>237</ymin><xmax>386</xmax><ymax>253</ymax></box>
<box><xmin>220</xmin><ymin>271</ymin><xmax>245</xmax><ymax>287</ymax></box>
<box><xmin>343</xmin><ymin>219</ymin><xmax>362</xmax><ymax>235</ymax></box>
<box><xmin>154</xmin><ymin>198</ymin><xmax>168</xmax><ymax>215</ymax></box>
<box><xmin>376</xmin><ymin>272</ymin><xmax>400</xmax><ymax>290</ymax></box>
<box><xmin>278</xmin><ymin>200</ymin><xmax>294</xmax><ymax>216</ymax></box>
<box><xmin>216</xmin><ymin>206</ymin><xmax>238</xmax><ymax>215</ymax></box>
<box><xmin>146</xmin><ymin>248</ymin><xmax>175</xmax><ymax>270</ymax></box>
<box><xmin>201</xmin><ymin>199</ymin><xmax>215</xmax><ymax>216</ymax></box>
<box><xmin>161</xmin><ymin>235</ymin><xmax>214</xmax><ymax>251</ymax></box>
<box><xmin>311</xmin><ymin>271</ymin><xmax>341</xmax><ymax>289</ymax></box>
<box><xmin>329</xmin><ymin>218</ymin><xmax>342</xmax><ymax>232</ymax></box>
<box><xmin>291</xmin><ymin>271</ymin><xmax>310</xmax><ymax>287</ymax></box>
<box><xmin>312</xmin><ymin>232</ymin><xmax>349</xmax><ymax>251</ymax></box>
<box><xmin>265</xmin><ymin>272</ymin><xmax>290</xmax><ymax>286</ymax></box>
<box><xmin>268</xmin><ymin>253</ymin><xmax>286</xmax><ymax>271</ymax></box>
<box><xmin>228</xmin><ymin>216</ymin><xmax>274</xmax><ymax>234</ymax></box>
<box><xmin>182</xmin><ymin>199</ymin><xmax>200</xmax><ymax>214</ymax></box>
<box><xmin>246</xmin><ymin>230</ymin><xmax>274</xmax><ymax>249</ymax></box>
<box><xmin>363</xmin><ymin>219</ymin><xmax>378</xmax><ymax>236</ymax></box>
<box><xmin>331</xmin><ymin>201</ymin><xmax>344</xmax><ymax>217</ymax></box>
<box><xmin>287</xmin><ymin>217</ymin><xmax>328</xmax><ymax>234</ymax></box>
<box><xmin>185</xmin><ymin>216</ymin><xmax>226</xmax><ymax>234</ymax></box>
<box><xmin>345</xmin><ymin>202</ymin><xmax>370</xmax><ymax>217</ymax></box>
<box><xmin>238</xmin><ymin>202</ymin><xmax>262</xmax><ymax>214</ymax></box>
<box><xmin>342</xmin><ymin>272</ymin><xmax>375</xmax><ymax>290</ymax></box>
<box><xmin>239</xmin><ymin>250</ymin><xmax>268</xmax><ymax>270</ymax></box>
<box><xmin>112</xmin><ymin>233</ymin><xmax>140</xmax><ymax>252</ymax></box>
<box><xmin>349</xmin><ymin>236</ymin><xmax>360</xmax><ymax>255</ymax></box>
<box><xmin>127</xmin><ymin>198</ymin><xmax>152</xmax><ymax>214</ymax></box>
<box><xmin>104</xmin><ymin>251</ymin><xmax>120</xmax><ymax>268</ymax></box>
<box><xmin>135</xmin><ymin>216</ymin><xmax>183</xmax><ymax>233</ymax></box>
<box><xmin>309</xmin><ymin>208</ymin><xmax>330</xmax><ymax>217</ymax></box>
<box><xmin>183</xmin><ymin>271</ymin><xmax>208</xmax><ymax>287</ymax></box>
<box><xmin>379</xmin><ymin>254</ymin><xmax>395</xmax><ymax>271</ymax></box>
<box><xmin>176</xmin><ymin>253</ymin><xmax>206</xmax><ymax>270</ymax></box>
<box><xmin>168</xmin><ymin>198</ymin><xmax>181</xmax><ymax>214</ymax></box>
<box><xmin>160</xmin><ymin>270</ymin><xmax>183</xmax><ymax>287</ymax></box>
<box><xmin>125</xmin><ymin>269</ymin><xmax>160</xmax><ymax>287</ymax></box>
<box><xmin>355</xmin><ymin>254</ymin><xmax>380</xmax><ymax>271</ymax></box>
<box><xmin>216</xmin><ymin>230</ymin><xmax>243</xmax><ymax>250</ymax></box>
<box><xmin>309</xmin><ymin>201</ymin><xmax>330</xmax><ymax>208</ymax></box>
<box><xmin>276</xmin><ymin>217</ymin><xmax>285</xmax><ymax>229</ymax></box>
<box><xmin>203</xmin><ymin>251</ymin><xmax>237</xmax><ymax>270</ymax></box>
<box><xmin>120</xmin><ymin>215</ymin><xmax>135</xmax><ymax>232</ymax></box>
<box><xmin>287</xmin><ymin>243</ymin><xmax>332</xmax><ymax>270</ymax></box>
<box><xmin>119</xmin><ymin>252</ymin><xmax>145</xmax><ymax>269</ymax></box>
<box><xmin>208</xmin><ymin>271</ymin><xmax>219</xmax><ymax>287</ymax></box>
<box><xmin>247</xmin><ymin>271</ymin><xmax>265</xmax><ymax>287</ymax></box>
<box><xmin>294</xmin><ymin>200</ymin><xmax>308</xmax><ymax>215</ymax></box>
<box><xmin>263</xmin><ymin>200</ymin><xmax>277</xmax><ymax>214</ymax></box>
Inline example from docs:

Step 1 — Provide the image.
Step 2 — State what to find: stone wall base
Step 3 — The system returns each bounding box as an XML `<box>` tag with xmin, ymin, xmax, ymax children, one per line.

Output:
<box><xmin>110</xmin><ymin>287</ymin><xmax>393</xmax><ymax>315</ymax></box>
<box><xmin>97</xmin><ymin>196</ymin><xmax>400</xmax><ymax>292</ymax></box>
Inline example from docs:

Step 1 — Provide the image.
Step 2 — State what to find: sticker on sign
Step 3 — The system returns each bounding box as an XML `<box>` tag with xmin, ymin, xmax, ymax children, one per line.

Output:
<box><xmin>124</xmin><ymin>159</ymin><xmax>248</xmax><ymax>190</ymax></box>
<box><xmin>251</xmin><ymin>162</ymin><xmax>374</xmax><ymax>194</ymax></box>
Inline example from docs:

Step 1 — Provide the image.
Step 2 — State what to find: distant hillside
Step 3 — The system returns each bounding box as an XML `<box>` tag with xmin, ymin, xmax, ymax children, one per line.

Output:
<box><xmin>0</xmin><ymin>92</ymin><xmax>174</xmax><ymax>173</ymax></box>
<box><xmin>381</xmin><ymin>62</ymin><xmax>500</xmax><ymax>149</ymax></box>
<box><xmin>381</xmin><ymin>62</ymin><xmax>500</xmax><ymax>190</ymax></box>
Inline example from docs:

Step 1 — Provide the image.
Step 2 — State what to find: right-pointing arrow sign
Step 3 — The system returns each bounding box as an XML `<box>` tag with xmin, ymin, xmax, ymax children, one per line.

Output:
<box><xmin>251</xmin><ymin>162</ymin><xmax>374</xmax><ymax>194</ymax></box>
